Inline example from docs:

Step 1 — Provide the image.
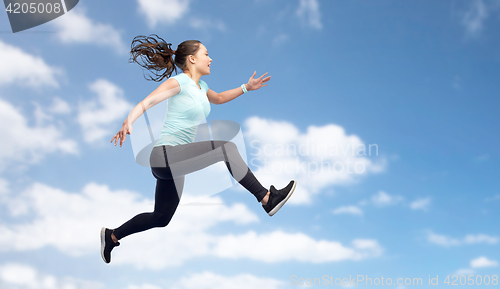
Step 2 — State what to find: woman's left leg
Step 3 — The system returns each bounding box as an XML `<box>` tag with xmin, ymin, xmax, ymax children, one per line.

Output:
<box><xmin>112</xmin><ymin>174</ymin><xmax>184</xmax><ymax>240</ymax></box>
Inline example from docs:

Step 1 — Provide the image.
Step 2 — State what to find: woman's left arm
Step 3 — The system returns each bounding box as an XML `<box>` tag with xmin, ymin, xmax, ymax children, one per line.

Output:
<box><xmin>207</xmin><ymin>71</ymin><xmax>271</xmax><ymax>105</ymax></box>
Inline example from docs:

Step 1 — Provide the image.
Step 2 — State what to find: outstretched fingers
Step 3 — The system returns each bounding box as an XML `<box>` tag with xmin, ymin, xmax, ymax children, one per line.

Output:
<box><xmin>111</xmin><ymin>132</ymin><xmax>123</xmax><ymax>147</ymax></box>
<box><xmin>258</xmin><ymin>73</ymin><xmax>271</xmax><ymax>88</ymax></box>
<box><xmin>120</xmin><ymin>132</ymin><xmax>127</xmax><ymax>147</ymax></box>
<box><xmin>247</xmin><ymin>71</ymin><xmax>271</xmax><ymax>91</ymax></box>
<box><xmin>111</xmin><ymin>134</ymin><xmax>120</xmax><ymax>146</ymax></box>
<box><xmin>247</xmin><ymin>71</ymin><xmax>255</xmax><ymax>82</ymax></box>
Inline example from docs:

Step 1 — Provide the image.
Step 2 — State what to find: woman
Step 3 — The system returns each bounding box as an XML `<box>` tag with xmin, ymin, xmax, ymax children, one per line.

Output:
<box><xmin>101</xmin><ymin>35</ymin><xmax>296</xmax><ymax>264</ymax></box>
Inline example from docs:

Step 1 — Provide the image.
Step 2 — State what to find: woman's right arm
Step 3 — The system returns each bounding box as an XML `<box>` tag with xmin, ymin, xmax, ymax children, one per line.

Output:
<box><xmin>127</xmin><ymin>78</ymin><xmax>180</xmax><ymax>125</ymax></box>
<box><xmin>111</xmin><ymin>78</ymin><xmax>180</xmax><ymax>147</ymax></box>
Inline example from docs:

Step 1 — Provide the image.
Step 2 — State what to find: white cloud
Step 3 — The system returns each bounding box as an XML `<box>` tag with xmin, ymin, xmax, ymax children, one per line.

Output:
<box><xmin>92</xmin><ymin>272</ymin><xmax>286</xmax><ymax>289</ymax></box>
<box><xmin>371</xmin><ymin>191</ymin><xmax>403</xmax><ymax>207</ymax></box>
<box><xmin>77</xmin><ymin>79</ymin><xmax>133</xmax><ymax>144</ymax></box>
<box><xmin>212</xmin><ymin>231</ymin><xmax>382</xmax><ymax>263</ymax></box>
<box><xmin>188</xmin><ymin>17</ymin><xmax>226</xmax><ymax>31</ymax></box>
<box><xmin>452</xmin><ymin>256</ymin><xmax>499</xmax><ymax>281</ymax></box>
<box><xmin>427</xmin><ymin>232</ymin><xmax>461</xmax><ymax>247</ymax></box>
<box><xmin>0</xmin><ymin>41</ymin><xmax>62</xmax><ymax>88</ymax></box>
<box><xmin>427</xmin><ymin>231</ymin><xmax>498</xmax><ymax>247</ymax></box>
<box><xmin>332</xmin><ymin>206</ymin><xmax>363</xmax><ymax>216</ymax></box>
<box><xmin>0</xmin><ymin>180</ymin><xmax>383</xmax><ymax>269</ymax></box>
<box><xmin>32</xmin><ymin>97</ymin><xmax>71</xmax><ymax>126</ymax></box>
<box><xmin>0</xmin><ymin>181</ymin><xmax>257</xmax><ymax>257</ymax></box>
<box><xmin>454</xmin><ymin>268</ymin><xmax>475</xmax><ymax>276</ymax></box>
<box><xmin>0</xmin><ymin>98</ymin><xmax>78</xmax><ymax>171</ymax></box>
<box><xmin>136</xmin><ymin>0</ymin><xmax>225</xmax><ymax>32</ymax></box>
<box><xmin>127</xmin><ymin>285</ymin><xmax>163</xmax><ymax>289</ymax></box>
<box><xmin>51</xmin><ymin>7</ymin><xmax>127</xmax><ymax>54</ymax></box>
<box><xmin>0</xmin><ymin>263</ymin><xmax>103</xmax><ymax>289</ymax></box>
<box><xmin>470</xmin><ymin>256</ymin><xmax>498</xmax><ymax>268</ymax></box>
<box><xmin>464</xmin><ymin>234</ymin><xmax>499</xmax><ymax>244</ymax></box>
<box><xmin>137</xmin><ymin>0</ymin><xmax>190</xmax><ymax>28</ymax></box>
<box><xmin>410</xmin><ymin>197</ymin><xmax>431</xmax><ymax>211</ymax></box>
<box><xmin>49</xmin><ymin>97</ymin><xmax>71</xmax><ymax>114</ymax></box>
<box><xmin>0</xmin><ymin>178</ymin><xmax>8</xmax><ymax>195</ymax></box>
<box><xmin>171</xmin><ymin>271</ymin><xmax>285</xmax><ymax>289</ymax></box>
<box><xmin>347</xmin><ymin>192</ymin><xmax>428</xmax><ymax>214</ymax></box>
<box><xmin>244</xmin><ymin>117</ymin><xmax>386</xmax><ymax>204</ymax></box>
<box><xmin>296</xmin><ymin>0</ymin><xmax>322</xmax><ymax>29</ymax></box>
<box><xmin>462</xmin><ymin>0</ymin><xmax>489</xmax><ymax>36</ymax></box>
<box><xmin>32</xmin><ymin>103</ymin><xmax>52</xmax><ymax>126</ymax></box>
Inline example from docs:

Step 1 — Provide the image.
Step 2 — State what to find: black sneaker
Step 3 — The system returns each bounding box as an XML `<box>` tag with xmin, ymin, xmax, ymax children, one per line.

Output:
<box><xmin>100</xmin><ymin>227</ymin><xmax>120</xmax><ymax>264</ymax></box>
<box><xmin>262</xmin><ymin>180</ymin><xmax>297</xmax><ymax>216</ymax></box>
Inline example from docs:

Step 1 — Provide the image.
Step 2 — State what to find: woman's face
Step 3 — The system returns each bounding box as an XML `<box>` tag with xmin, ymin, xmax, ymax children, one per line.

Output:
<box><xmin>193</xmin><ymin>44</ymin><xmax>212</xmax><ymax>75</ymax></box>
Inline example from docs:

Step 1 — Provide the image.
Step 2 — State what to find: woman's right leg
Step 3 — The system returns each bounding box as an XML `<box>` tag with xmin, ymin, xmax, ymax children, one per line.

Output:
<box><xmin>163</xmin><ymin>141</ymin><xmax>269</xmax><ymax>202</ymax></box>
<box><xmin>164</xmin><ymin>141</ymin><xmax>295</xmax><ymax>216</ymax></box>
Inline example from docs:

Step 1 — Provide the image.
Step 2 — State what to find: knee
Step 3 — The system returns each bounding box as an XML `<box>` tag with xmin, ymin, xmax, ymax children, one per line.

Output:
<box><xmin>151</xmin><ymin>211</ymin><xmax>173</xmax><ymax>227</ymax></box>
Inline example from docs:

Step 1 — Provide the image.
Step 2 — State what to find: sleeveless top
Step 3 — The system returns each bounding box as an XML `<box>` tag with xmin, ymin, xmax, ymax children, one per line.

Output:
<box><xmin>154</xmin><ymin>73</ymin><xmax>211</xmax><ymax>147</ymax></box>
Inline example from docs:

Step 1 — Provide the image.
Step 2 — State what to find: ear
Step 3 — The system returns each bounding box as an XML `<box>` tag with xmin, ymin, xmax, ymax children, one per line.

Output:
<box><xmin>188</xmin><ymin>55</ymin><xmax>196</xmax><ymax>64</ymax></box>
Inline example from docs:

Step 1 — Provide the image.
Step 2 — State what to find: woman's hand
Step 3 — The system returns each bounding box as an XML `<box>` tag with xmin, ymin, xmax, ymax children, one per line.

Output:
<box><xmin>111</xmin><ymin>120</ymin><xmax>133</xmax><ymax>147</ymax></box>
<box><xmin>246</xmin><ymin>71</ymin><xmax>271</xmax><ymax>91</ymax></box>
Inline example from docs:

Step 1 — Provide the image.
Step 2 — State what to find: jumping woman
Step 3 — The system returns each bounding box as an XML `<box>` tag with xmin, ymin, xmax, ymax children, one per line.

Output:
<box><xmin>101</xmin><ymin>35</ymin><xmax>296</xmax><ymax>264</ymax></box>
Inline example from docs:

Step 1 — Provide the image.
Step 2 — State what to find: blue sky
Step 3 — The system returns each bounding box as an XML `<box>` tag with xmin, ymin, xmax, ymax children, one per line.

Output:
<box><xmin>1</xmin><ymin>0</ymin><xmax>499</xmax><ymax>288</ymax></box>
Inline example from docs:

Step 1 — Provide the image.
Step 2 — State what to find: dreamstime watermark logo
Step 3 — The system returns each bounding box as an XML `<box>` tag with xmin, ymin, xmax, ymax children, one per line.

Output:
<box><xmin>4</xmin><ymin>0</ymin><xmax>79</xmax><ymax>33</ymax></box>
<box><xmin>248</xmin><ymin>140</ymin><xmax>379</xmax><ymax>176</ymax></box>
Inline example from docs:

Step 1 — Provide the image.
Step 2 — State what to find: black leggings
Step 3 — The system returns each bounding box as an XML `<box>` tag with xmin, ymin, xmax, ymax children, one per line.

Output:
<box><xmin>112</xmin><ymin>140</ymin><xmax>268</xmax><ymax>240</ymax></box>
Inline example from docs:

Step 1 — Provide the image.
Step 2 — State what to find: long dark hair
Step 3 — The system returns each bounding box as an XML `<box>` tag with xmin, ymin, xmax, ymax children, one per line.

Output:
<box><xmin>129</xmin><ymin>34</ymin><xmax>202</xmax><ymax>82</ymax></box>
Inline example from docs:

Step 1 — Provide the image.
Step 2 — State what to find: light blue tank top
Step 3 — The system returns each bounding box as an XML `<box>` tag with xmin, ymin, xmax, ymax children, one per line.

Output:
<box><xmin>154</xmin><ymin>73</ymin><xmax>211</xmax><ymax>147</ymax></box>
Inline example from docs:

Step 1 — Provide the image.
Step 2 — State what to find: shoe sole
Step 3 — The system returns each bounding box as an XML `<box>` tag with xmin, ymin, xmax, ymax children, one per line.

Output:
<box><xmin>100</xmin><ymin>227</ymin><xmax>108</xmax><ymax>263</ymax></box>
<box><xmin>268</xmin><ymin>180</ymin><xmax>297</xmax><ymax>216</ymax></box>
